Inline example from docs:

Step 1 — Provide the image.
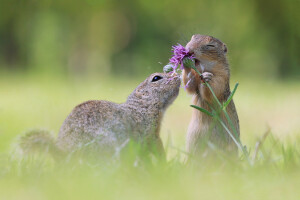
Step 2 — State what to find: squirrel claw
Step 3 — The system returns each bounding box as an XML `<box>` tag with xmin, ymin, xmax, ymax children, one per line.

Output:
<box><xmin>201</xmin><ymin>72</ymin><xmax>213</xmax><ymax>82</ymax></box>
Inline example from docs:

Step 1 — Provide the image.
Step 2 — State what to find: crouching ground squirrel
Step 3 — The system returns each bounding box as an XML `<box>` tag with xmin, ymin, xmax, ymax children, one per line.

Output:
<box><xmin>182</xmin><ymin>34</ymin><xmax>240</xmax><ymax>156</ymax></box>
<box><xmin>20</xmin><ymin>73</ymin><xmax>181</xmax><ymax>161</ymax></box>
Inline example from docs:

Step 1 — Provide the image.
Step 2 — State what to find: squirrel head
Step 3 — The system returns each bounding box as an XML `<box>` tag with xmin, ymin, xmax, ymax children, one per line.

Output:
<box><xmin>127</xmin><ymin>72</ymin><xmax>181</xmax><ymax>110</ymax></box>
<box><xmin>186</xmin><ymin>34</ymin><xmax>228</xmax><ymax>69</ymax></box>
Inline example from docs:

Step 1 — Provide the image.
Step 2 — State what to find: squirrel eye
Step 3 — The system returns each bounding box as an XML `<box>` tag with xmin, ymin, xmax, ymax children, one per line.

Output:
<box><xmin>223</xmin><ymin>45</ymin><xmax>227</xmax><ymax>53</ymax></box>
<box><xmin>206</xmin><ymin>44</ymin><xmax>215</xmax><ymax>48</ymax></box>
<box><xmin>151</xmin><ymin>75</ymin><xmax>163</xmax><ymax>82</ymax></box>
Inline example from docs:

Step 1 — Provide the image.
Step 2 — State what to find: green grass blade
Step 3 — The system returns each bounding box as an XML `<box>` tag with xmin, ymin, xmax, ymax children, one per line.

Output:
<box><xmin>191</xmin><ymin>66</ymin><xmax>202</xmax><ymax>76</ymax></box>
<box><xmin>205</xmin><ymin>83</ymin><xmax>223</xmax><ymax>107</ymax></box>
<box><xmin>190</xmin><ymin>105</ymin><xmax>214</xmax><ymax>117</ymax></box>
<box><xmin>217</xmin><ymin>118</ymin><xmax>247</xmax><ymax>157</ymax></box>
<box><xmin>188</xmin><ymin>65</ymin><xmax>248</xmax><ymax>160</ymax></box>
<box><xmin>223</xmin><ymin>83</ymin><xmax>239</xmax><ymax>108</ymax></box>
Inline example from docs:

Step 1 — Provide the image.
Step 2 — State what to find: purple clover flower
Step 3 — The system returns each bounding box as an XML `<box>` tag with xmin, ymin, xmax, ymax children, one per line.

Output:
<box><xmin>169</xmin><ymin>44</ymin><xmax>195</xmax><ymax>72</ymax></box>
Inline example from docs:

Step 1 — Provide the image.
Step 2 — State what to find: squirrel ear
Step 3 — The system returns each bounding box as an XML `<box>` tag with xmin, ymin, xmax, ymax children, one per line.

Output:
<box><xmin>223</xmin><ymin>44</ymin><xmax>227</xmax><ymax>53</ymax></box>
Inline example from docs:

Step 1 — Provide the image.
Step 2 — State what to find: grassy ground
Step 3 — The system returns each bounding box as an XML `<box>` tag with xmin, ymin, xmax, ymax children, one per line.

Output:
<box><xmin>0</xmin><ymin>74</ymin><xmax>300</xmax><ymax>199</ymax></box>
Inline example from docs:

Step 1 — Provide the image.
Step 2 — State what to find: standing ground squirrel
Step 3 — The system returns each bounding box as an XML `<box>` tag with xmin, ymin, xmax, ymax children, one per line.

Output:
<box><xmin>20</xmin><ymin>73</ymin><xmax>181</xmax><ymax>160</ymax></box>
<box><xmin>182</xmin><ymin>34</ymin><xmax>240</xmax><ymax>156</ymax></box>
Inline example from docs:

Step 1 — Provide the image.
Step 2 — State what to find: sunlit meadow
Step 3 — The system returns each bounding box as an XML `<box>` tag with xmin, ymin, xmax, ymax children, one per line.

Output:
<box><xmin>1</xmin><ymin>73</ymin><xmax>300</xmax><ymax>200</ymax></box>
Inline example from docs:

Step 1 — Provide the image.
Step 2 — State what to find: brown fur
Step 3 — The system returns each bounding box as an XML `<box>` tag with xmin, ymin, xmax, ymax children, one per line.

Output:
<box><xmin>20</xmin><ymin>73</ymin><xmax>180</xmax><ymax>161</ymax></box>
<box><xmin>182</xmin><ymin>35</ymin><xmax>240</xmax><ymax>156</ymax></box>
<box><xmin>56</xmin><ymin>72</ymin><xmax>181</xmax><ymax>160</ymax></box>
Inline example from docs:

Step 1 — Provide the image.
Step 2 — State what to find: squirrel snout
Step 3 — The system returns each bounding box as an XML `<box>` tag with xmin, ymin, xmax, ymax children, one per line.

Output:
<box><xmin>185</xmin><ymin>44</ymin><xmax>196</xmax><ymax>57</ymax></box>
<box><xmin>186</xmin><ymin>46</ymin><xmax>194</xmax><ymax>55</ymax></box>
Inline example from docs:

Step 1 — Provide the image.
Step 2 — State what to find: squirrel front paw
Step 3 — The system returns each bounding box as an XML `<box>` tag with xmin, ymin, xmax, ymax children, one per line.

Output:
<box><xmin>201</xmin><ymin>72</ymin><xmax>213</xmax><ymax>82</ymax></box>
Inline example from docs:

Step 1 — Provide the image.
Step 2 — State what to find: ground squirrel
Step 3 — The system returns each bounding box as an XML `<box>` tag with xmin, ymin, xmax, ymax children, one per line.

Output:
<box><xmin>182</xmin><ymin>34</ymin><xmax>240</xmax><ymax>156</ymax></box>
<box><xmin>20</xmin><ymin>73</ymin><xmax>181</xmax><ymax>160</ymax></box>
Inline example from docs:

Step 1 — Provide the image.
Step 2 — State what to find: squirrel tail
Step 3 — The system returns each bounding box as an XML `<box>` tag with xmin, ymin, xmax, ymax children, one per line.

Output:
<box><xmin>19</xmin><ymin>129</ymin><xmax>62</xmax><ymax>160</ymax></box>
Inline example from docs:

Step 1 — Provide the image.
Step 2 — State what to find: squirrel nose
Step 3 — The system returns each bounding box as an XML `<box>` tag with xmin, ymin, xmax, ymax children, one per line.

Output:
<box><xmin>186</xmin><ymin>46</ymin><xmax>194</xmax><ymax>55</ymax></box>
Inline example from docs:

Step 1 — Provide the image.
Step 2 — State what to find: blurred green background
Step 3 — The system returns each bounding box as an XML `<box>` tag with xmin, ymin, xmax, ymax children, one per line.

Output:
<box><xmin>0</xmin><ymin>0</ymin><xmax>299</xmax><ymax>78</ymax></box>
